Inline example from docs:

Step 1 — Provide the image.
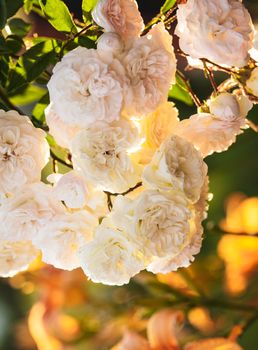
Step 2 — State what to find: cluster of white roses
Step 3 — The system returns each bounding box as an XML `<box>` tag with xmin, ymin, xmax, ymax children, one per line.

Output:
<box><xmin>0</xmin><ymin>0</ymin><xmax>257</xmax><ymax>285</ymax></box>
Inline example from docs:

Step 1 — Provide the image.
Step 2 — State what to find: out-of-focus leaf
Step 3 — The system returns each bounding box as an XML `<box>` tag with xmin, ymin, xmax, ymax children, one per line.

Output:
<box><xmin>7</xmin><ymin>39</ymin><xmax>57</xmax><ymax>94</ymax></box>
<box><xmin>161</xmin><ymin>0</ymin><xmax>176</xmax><ymax>14</ymax></box>
<box><xmin>77</xmin><ymin>36</ymin><xmax>96</xmax><ymax>49</ymax></box>
<box><xmin>0</xmin><ymin>0</ymin><xmax>7</xmax><ymax>29</ymax></box>
<box><xmin>32</xmin><ymin>92</ymin><xmax>49</xmax><ymax>121</ymax></box>
<box><xmin>5</xmin><ymin>0</ymin><xmax>24</xmax><ymax>18</ymax></box>
<box><xmin>23</xmin><ymin>0</ymin><xmax>39</xmax><ymax>14</ymax></box>
<box><xmin>0</xmin><ymin>34</ymin><xmax>24</xmax><ymax>54</ymax></box>
<box><xmin>82</xmin><ymin>0</ymin><xmax>98</xmax><ymax>24</ymax></box>
<box><xmin>239</xmin><ymin>319</ymin><xmax>258</xmax><ymax>350</ymax></box>
<box><xmin>39</xmin><ymin>0</ymin><xmax>77</xmax><ymax>33</ymax></box>
<box><xmin>0</xmin><ymin>55</ymin><xmax>10</xmax><ymax>87</ymax></box>
<box><xmin>9</xmin><ymin>85</ymin><xmax>46</xmax><ymax>106</ymax></box>
<box><xmin>169</xmin><ymin>83</ymin><xmax>193</xmax><ymax>106</ymax></box>
<box><xmin>8</xmin><ymin>18</ymin><xmax>31</xmax><ymax>37</ymax></box>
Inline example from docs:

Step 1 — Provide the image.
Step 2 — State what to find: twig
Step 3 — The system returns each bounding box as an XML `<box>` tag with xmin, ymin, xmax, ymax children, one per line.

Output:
<box><xmin>176</xmin><ymin>70</ymin><xmax>202</xmax><ymax>107</ymax></box>
<box><xmin>202</xmin><ymin>59</ymin><xmax>218</xmax><ymax>93</ymax></box>
<box><xmin>59</xmin><ymin>24</ymin><xmax>94</xmax><ymax>59</ymax></box>
<box><xmin>50</xmin><ymin>150</ymin><xmax>73</xmax><ymax>169</ymax></box>
<box><xmin>246</xmin><ymin>119</ymin><xmax>258</xmax><ymax>133</ymax></box>
<box><xmin>104</xmin><ymin>182</ymin><xmax>142</xmax><ymax>210</ymax></box>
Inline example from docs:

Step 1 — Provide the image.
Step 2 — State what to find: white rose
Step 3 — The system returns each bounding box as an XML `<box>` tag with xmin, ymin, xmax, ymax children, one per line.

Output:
<box><xmin>175</xmin><ymin>0</ymin><xmax>254</xmax><ymax>67</ymax></box>
<box><xmin>111</xmin><ymin>190</ymin><xmax>193</xmax><ymax>260</ymax></box>
<box><xmin>92</xmin><ymin>0</ymin><xmax>144</xmax><ymax>40</ymax></box>
<box><xmin>0</xmin><ymin>110</ymin><xmax>49</xmax><ymax>196</ymax></box>
<box><xmin>143</xmin><ymin>135</ymin><xmax>207</xmax><ymax>203</ymax></box>
<box><xmin>71</xmin><ymin>120</ymin><xmax>141</xmax><ymax>193</ymax></box>
<box><xmin>49</xmin><ymin>171</ymin><xmax>89</xmax><ymax>209</ymax></box>
<box><xmin>209</xmin><ymin>92</ymin><xmax>252</xmax><ymax>123</ymax></box>
<box><xmin>246</xmin><ymin>67</ymin><xmax>258</xmax><ymax>97</ymax></box>
<box><xmin>33</xmin><ymin>211</ymin><xmax>98</xmax><ymax>271</ymax></box>
<box><xmin>45</xmin><ymin>103</ymin><xmax>80</xmax><ymax>149</ymax></box>
<box><xmin>174</xmin><ymin>94</ymin><xmax>252</xmax><ymax>157</ymax></box>
<box><xmin>97</xmin><ymin>33</ymin><xmax>124</xmax><ymax>60</ymax></box>
<box><xmin>78</xmin><ymin>220</ymin><xmax>144</xmax><ymax>286</ymax></box>
<box><xmin>0</xmin><ymin>240</ymin><xmax>38</xmax><ymax>278</ymax></box>
<box><xmin>147</xmin><ymin>178</ymin><xmax>209</xmax><ymax>274</ymax></box>
<box><xmin>0</xmin><ymin>182</ymin><xmax>65</xmax><ymax>243</ymax></box>
<box><xmin>122</xmin><ymin>23</ymin><xmax>177</xmax><ymax>116</ymax></box>
<box><xmin>47</xmin><ymin>47</ymin><xmax>125</xmax><ymax>128</ymax></box>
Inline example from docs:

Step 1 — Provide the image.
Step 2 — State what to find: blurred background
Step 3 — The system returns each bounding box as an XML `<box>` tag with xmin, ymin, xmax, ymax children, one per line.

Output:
<box><xmin>1</xmin><ymin>1</ymin><xmax>258</xmax><ymax>349</ymax></box>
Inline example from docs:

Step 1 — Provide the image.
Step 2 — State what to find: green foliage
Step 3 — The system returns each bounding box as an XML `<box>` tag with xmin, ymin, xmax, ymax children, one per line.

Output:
<box><xmin>0</xmin><ymin>0</ymin><xmax>7</xmax><ymax>29</ymax></box>
<box><xmin>82</xmin><ymin>0</ymin><xmax>98</xmax><ymax>24</ymax></box>
<box><xmin>7</xmin><ymin>39</ymin><xmax>58</xmax><ymax>94</ymax></box>
<box><xmin>5</xmin><ymin>0</ymin><xmax>24</xmax><ymax>18</ymax></box>
<box><xmin>0</xmin><ymin>34</ymin><xmax>25</xmax><ymax>55</ymax></box>
<box><xmin>161</xmin><ymin>0</ymin><xmax>177</xmax><ymax>14</ymax></box>
<box><xmin>39</xmin><ymin>0</ymin><xmax>77</xmax><ymax>33</ymax></box>
<box><xmin>23</xmin><ymin>0</ymin><xmax>38</xmax><ymax>14</ymax></box>
<box><xmin>10</xmin><ymin>85</ymin><xmax>46</xmax><ymax>106</ymax></box>
<box><xmin>8</xmin><ymin>18</ymin><xmax>31</xmax><ymax>37</ymax></box>
<box><xmin>32</xmin><ymin>92</ymin><xmax>49</xmax><ymax>122</ymax></box>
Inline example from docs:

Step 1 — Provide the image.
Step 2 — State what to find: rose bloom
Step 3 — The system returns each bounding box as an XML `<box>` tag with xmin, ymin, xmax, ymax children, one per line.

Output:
<box><xmin>45</xmin><ymin>103</ymin><xmax>80</xmax><ymax>149</ymax></box>
<box><xmin>0</xmin><ymin>182</ymin><xmax>65</xmax><ymax>243</ymax></box>
<box><xmin>33</xmin><ymin>211</ymin><xmax>98</xmax><ymax>271</ymax></box>
<box><xmin>0</xmin><ymin>241</ymin><xmax>38</xmax><ymax>278</ymax></box>
<box><xmin>174</xmin><ymin>93</ymin><xmax>252</xmax><ymax>157</ymax></box>
<box><xmin>136</xmin><ymin>102</ymin><xmax>179</xmax><ymax>165</ymax></box>
<box><xmin>122</xmin><ymin>23</ymin><xmax>177</xmax><ymax>117</ymax></box>
<box><xmin>143</xmin><ymin>135</ymin><xmax>207</xmax><ymax>203</ymax></box>
<box><xmin>175</xmin><ymin>0</ymin><xmax>254</xmax><ymax>67</ymax></box>
<box><xmin>246</xmin><ymin>67</ymin><xmax>258</xmax><ymax>97</ymax></box>
<box><xmin>0</xmin><ymin>110</ymin><xmax>49</xmax><ymax>197</ymax></box>
<box><xmin>47</xmin><ymin>46</ymin><xmax>125</xmax><ymax>128</ymax></box>
<box><xmin>92</xmin><ymin>0</ymin><xmax>144</xmax><ymax>40</ymax></box>
<box><xmin>71</xmin><ymin>119</ymin><xmax>141</xmax><ymax>193</ymax></box>
<box><xmin>78</xmin><ymin>219</ymin><xmax>144</xmax><ymax>286</ymax></box>
<box><xmin>111</xmin><ymin>189</ymin><xmax>193</xmax><ymax>262</ymax></box>
<box><xmin>97</xmin><ymin>32</ymin><xmax>124</xmax><ymax>60</ymax></box>
<box><xmin>49</xmin><ymin>171</ymin><xmax>89</xmax><ymax>209</ymax></box>
<box><xmin>147</xmin><ymin>179</ymin><xmax>209</xmax><ymax>274</ymax></box>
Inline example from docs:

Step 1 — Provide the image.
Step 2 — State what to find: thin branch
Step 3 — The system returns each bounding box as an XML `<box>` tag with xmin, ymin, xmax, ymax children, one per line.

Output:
<box><xmin>176</xmin><ymin>70</ymin><xmax>202</xmax><ymax>107</ymax></box>
<box><xmin>50</xmin><ymin>150</ymin><xmax>73</xmax><ymax>169</ymax></box>
<box><xmin>59</xmin><ymin>24</ymin><xmax>94</xmax><ymax>59</ymax></box>
<box><xmin>104</xmin><ymin>182</ymin><xmax>142</xmax><ymax>211</ymax></box>
<box><xmin>202</xmin><ymin>59</ymin><xmax>218</xmax><ymax>93</ymax></box>
<box><xmin>247</xmin><ymin>119</ymin><xmax>258</xmax><ymax>133</ymax></box>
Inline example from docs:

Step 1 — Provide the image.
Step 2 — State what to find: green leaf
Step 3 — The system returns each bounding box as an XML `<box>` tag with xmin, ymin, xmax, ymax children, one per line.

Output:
<box><xmin>0</xmin><ymin>34</ymin><xmax>24</xmax><ymax>55</ymax></box>
<box><xmin>39</xmin><ymin>0</ymin><xmax>77</xmax><ymax>33</ymax></box>
<box><xmin>82</xmin><ymin>0</ymin><xmax>97</xmax><ymax>24</ymax></box>
<box><xmin>24</xmin><ymin>0</ymin><xmax>38</xmax><ymax>14</ymax></box>
<box><xmin>8</xmin><ymin>18</ymin><xmax>31</xmax><ymax>37</ymax></box>
<box><xmin>9</xmin><ymin>85</ymin><xmax>46</xmax><ymax>106</ymax></box>
<box><xmin>0</xmin><ymin>0</ymin><xmax>7</xmax><ymax>29</ymax></box>
<box><xmin>32</xmin><ymin>92</ymin><xmax>49</xmax><ymax>122</ymax></box>
<box><xmin>168</xmin><ymin>83</ymin><xmax>194</xmax><ymax>106</ymax></box>
<box><xmin>0</xmin><ymin>55</ymin><xmax>10</xmax><ymax>87</ymax></box>
<box><xmin>161</xmin><ymin>0</ymin><xmax>176</xmax><ymax>14</ymax></box>
<box><xmin>7</xmin><ymin>39</ymin><xmax>57</xmax><ymax>94</ymax></box>
<box><xmin>5</xmin><ymin>0</ymin><xmax>24</xmax><ymax>18</ymax></box>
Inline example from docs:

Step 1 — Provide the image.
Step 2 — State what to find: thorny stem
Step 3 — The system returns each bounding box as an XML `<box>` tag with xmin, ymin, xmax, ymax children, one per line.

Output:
<box><xmin>143</xmin><ymin>2</ymin><xmax>177</xmax><ymax>33</ymax></box>
<box><xmin>202</xmin><ymin>59</ymin><xmax>218</xmax><ymax>93</ymax></box>
<box><xmin>176</xmin><ymin>70</ymin><xmax>202</xmax><ymax>107</ymax></box>
<box><xmin>104</xmin><ymin>182</ymin><xmax>142</xmax><ymax>211</ymax></box>
<box><xmin>50</xmin><ymin>149</ymin><xmax>73</xmax><ymax>169</ymax></box>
